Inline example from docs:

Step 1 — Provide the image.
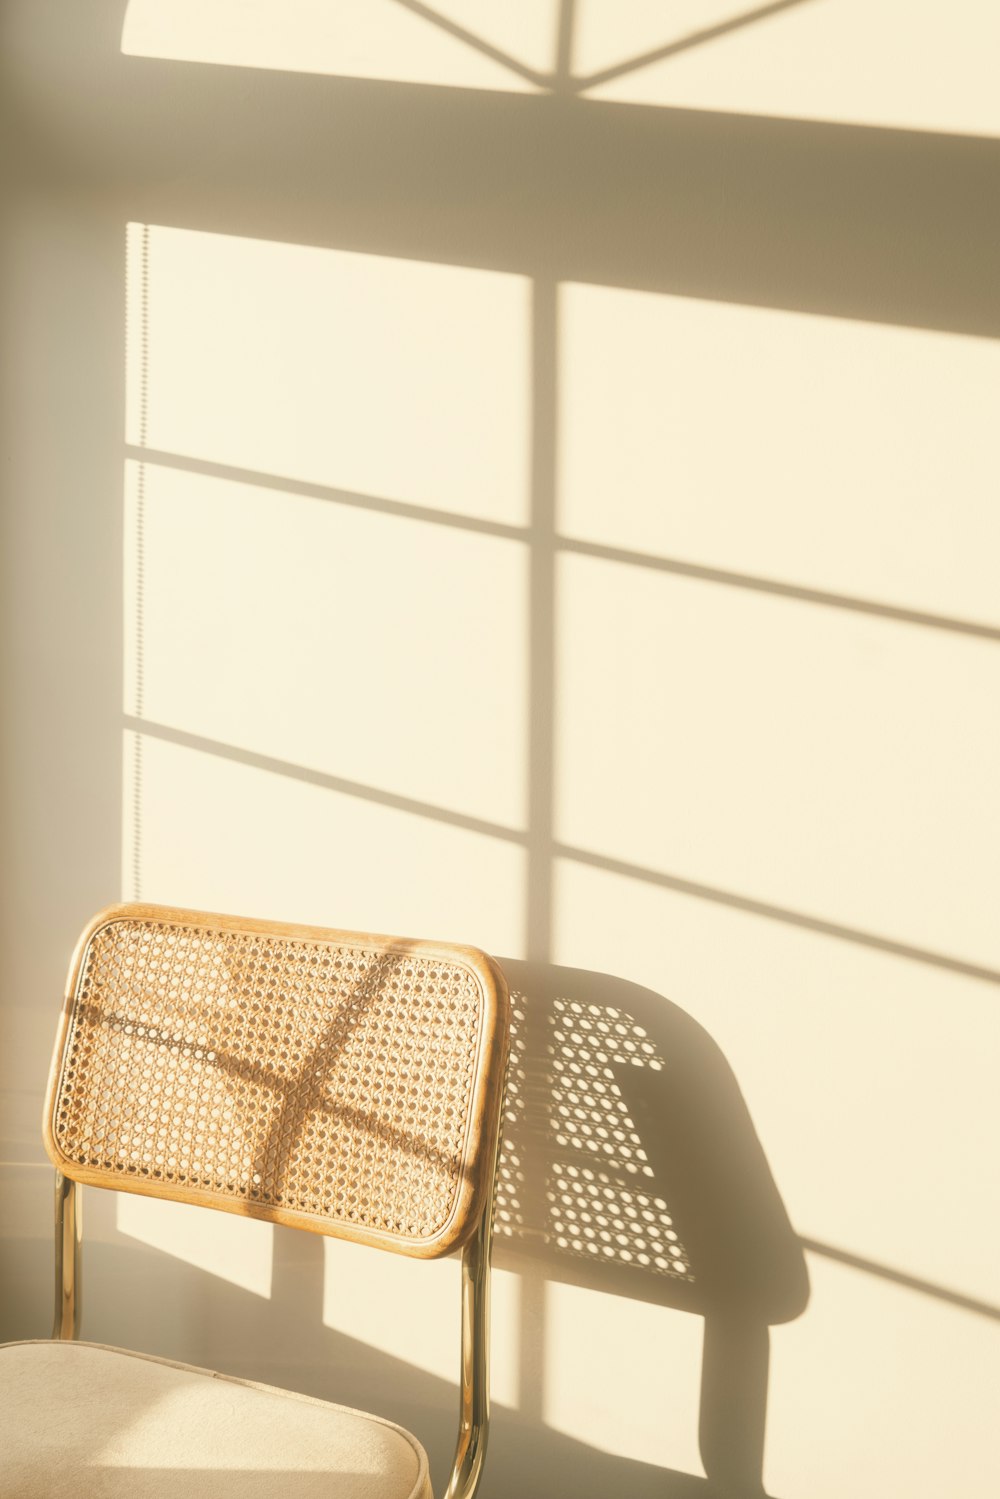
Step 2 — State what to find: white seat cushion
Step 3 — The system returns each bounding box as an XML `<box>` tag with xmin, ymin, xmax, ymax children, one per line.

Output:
<box><xmin>0</xmin><ymin>1341</ymin><xmax>433</xmax><ymax>1499</ymax></box>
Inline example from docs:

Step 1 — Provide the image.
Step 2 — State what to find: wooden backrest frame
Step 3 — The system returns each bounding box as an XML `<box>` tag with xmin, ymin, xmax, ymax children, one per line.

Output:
<box><xmin>44</xmin><ymin>904</ymin><xmax>509</xmax><ymax>1258</ymax></box>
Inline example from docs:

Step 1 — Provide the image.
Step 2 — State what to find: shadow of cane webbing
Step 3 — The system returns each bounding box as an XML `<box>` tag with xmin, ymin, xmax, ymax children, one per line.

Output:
<box><xmin>493</xmin><ymin>961</ymin><xmax>809</xmax><ymax>1497</ymax></box>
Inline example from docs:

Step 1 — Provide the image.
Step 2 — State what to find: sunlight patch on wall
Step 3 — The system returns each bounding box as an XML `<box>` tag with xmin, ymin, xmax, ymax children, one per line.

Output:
<box><xmin>553</xmin><ymin>857</ymin><xmax>1000</xmax><ymax>1307</ymax></box>
<box><xmin>767</xmin><ymin>1254</ymin><xmax>1000</xmax><ymax>1499</ymax></box>
<box><xmin>571</xmin><ymin>0</ymin><xmax>784</xmax><ymax>77</ymax></box>
<box><xmin>321</xmin><ymin>1237</ymin><xmax>520</xmax><ymax>1406</ymax></box>
<box><xmin>559</xmin><ymin>282</ymin><xmax>1000</xmax><ymax>627</ymax></box>
<box><xmin>122</xmin><ymin>0</ymin><xmax>556</xmax><ymax>94</ymax></box>
<box><xmin>555</xmin><ymin>552</ymin><xmax>1000</xmax><ymax>969</ymax></box>
<box><xmin>123</xmin><ymin>460</ymin><xmax>527</xmax><ymax>828</ymax></box>
<box><xmin>575</xmin><ymin>0</ymin><xmax>1000</xmax><ymax>140</ymax></box>
<box><xmin>122</xmin><ymin>730</ymin><xmax>525</xmax><ymax>957</ymax></box>
<box><xmin>544</xmin><ymin>1280</ymin><xmax>703</xmax><ymax>1472</ymax></box>
<box><xmin>125</xmin><ymin>224</ymin><xmax>530</xmax><ymax>526</ymax></box>
<box><xmin>117</xmin><ymin>1194</ymin><xmax>274</xmax><ymax>1298</ymax></box>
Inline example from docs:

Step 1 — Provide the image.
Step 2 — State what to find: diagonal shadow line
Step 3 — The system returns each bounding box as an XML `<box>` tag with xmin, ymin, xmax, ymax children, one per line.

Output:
<box><xmin>122</xmin><ymin>715</ymin><xmax>526</xmax><ymax>846</ymax></box>
<box><xmin>571</xmin><ymin>0</ymin><xmax>821</xmax><ymax>93</ymax></box>
<box><xmin>85</xmin><ymin>986</ymin><xmax>460</xmax><ymax>1178</ymax></box>
<box><xmin>124</xmin><ymin>445</ymin><xmax>527</xmax><ymax>543</ymax></box>
<box><xmin>386</xmin><ymin>0</ymin><xmax>550</xmax><ymax>89</ymax></box>
<box><xmin>127</xmin><ymin>716</ymin><xmax>1000</xmax><ymax>989</ymax></box>
<box><xmin>124</xmin><ymin>450</ymin><xmax>1000</xmax><ymax>644</ymax></box>
<box><xmin>561</xmin><ymin>536</ymin><xmax>1000</xmax><ymax>642</ymax></box>
<box><xmin>554</xmin><ymin>844</ymin><xmax>1000</xmax><ymax>987</ymax></box>
<box><xmin>236</xmin><ymin>946</ymin><xmax>441</xmax><ymax>1202</ymax></box>
<box><xmin>800</xmin><ymin>1237</ymin><xmax>1000</xmax><ymax>1321</ymax></box>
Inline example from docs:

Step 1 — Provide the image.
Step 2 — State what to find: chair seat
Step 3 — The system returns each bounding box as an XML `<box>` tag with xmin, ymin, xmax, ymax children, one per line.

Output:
<box><xmin>0</xmin><ymin>1341</ymin><xmax>433</xmax><ymax>1499</ymax></box>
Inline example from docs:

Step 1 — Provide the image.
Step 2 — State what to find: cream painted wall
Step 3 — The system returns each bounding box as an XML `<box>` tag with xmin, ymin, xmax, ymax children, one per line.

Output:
<box><xmin>2</xmin><ymin>4</ymin><xmax>999</xmax><ymax>1497</ymax></box>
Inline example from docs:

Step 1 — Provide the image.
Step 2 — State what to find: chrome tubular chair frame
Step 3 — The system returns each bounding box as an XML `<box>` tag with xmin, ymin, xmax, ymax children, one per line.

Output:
<box><xmin>53</xmin><ymin>1170</ymin><xmax>496</xmax><ymax>1499</ymax></box>
<box><xmin>53</xmin><ymin>1170</ymin><xmax>81</xmax><ymax>1343</ymax></box>
<box><xmin>445</xmin><ymin>1146</ymin><xmax>497</xmax><ymax>1499</ymax></box>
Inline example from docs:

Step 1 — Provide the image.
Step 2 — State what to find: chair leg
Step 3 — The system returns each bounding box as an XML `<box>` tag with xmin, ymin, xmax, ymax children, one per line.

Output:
<box><xmin>53</xmin><ymin>1171</ymin><xmax>82</xmax><ymax>1341</ymax></box>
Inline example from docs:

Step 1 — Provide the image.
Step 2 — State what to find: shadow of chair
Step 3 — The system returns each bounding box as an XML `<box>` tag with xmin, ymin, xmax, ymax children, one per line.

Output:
<box><xmin>493</xmin><ymin>959</ymin><xmax>810</xmax><ymax>1498</ymax></box>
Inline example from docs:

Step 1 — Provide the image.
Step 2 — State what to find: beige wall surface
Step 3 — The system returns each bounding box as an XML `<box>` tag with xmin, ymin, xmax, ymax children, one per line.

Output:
<box><xmin>2</xmin><ymin>4</ymin><xmax>998</xmax><ymax>1496</ymax></box>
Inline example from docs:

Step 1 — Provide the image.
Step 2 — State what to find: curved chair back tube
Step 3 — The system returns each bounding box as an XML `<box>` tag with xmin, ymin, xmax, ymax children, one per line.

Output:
<box><xmin>53</xmin><ymin>1171</ymin><xmax>81</xmax><ymax>1341</ymax></box>
<box><xmin>444</xmin><ymin>1192</ymin><xmax>493</xmax><ymax>1499</ymax></box>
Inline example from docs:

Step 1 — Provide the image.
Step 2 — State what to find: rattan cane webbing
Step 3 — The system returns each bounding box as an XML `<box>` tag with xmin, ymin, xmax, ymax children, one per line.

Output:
<box><xmin>47</xmin><ymin>909</ymin><xmax>507</xmax><ymax>1255</ymax></box>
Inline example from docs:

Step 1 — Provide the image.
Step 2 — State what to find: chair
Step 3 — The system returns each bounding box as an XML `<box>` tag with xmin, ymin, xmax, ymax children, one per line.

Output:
<box><xmin>1</xmin><ymin>903</ymin><xmax>511</xmax><ymax>1499</ymax></box>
